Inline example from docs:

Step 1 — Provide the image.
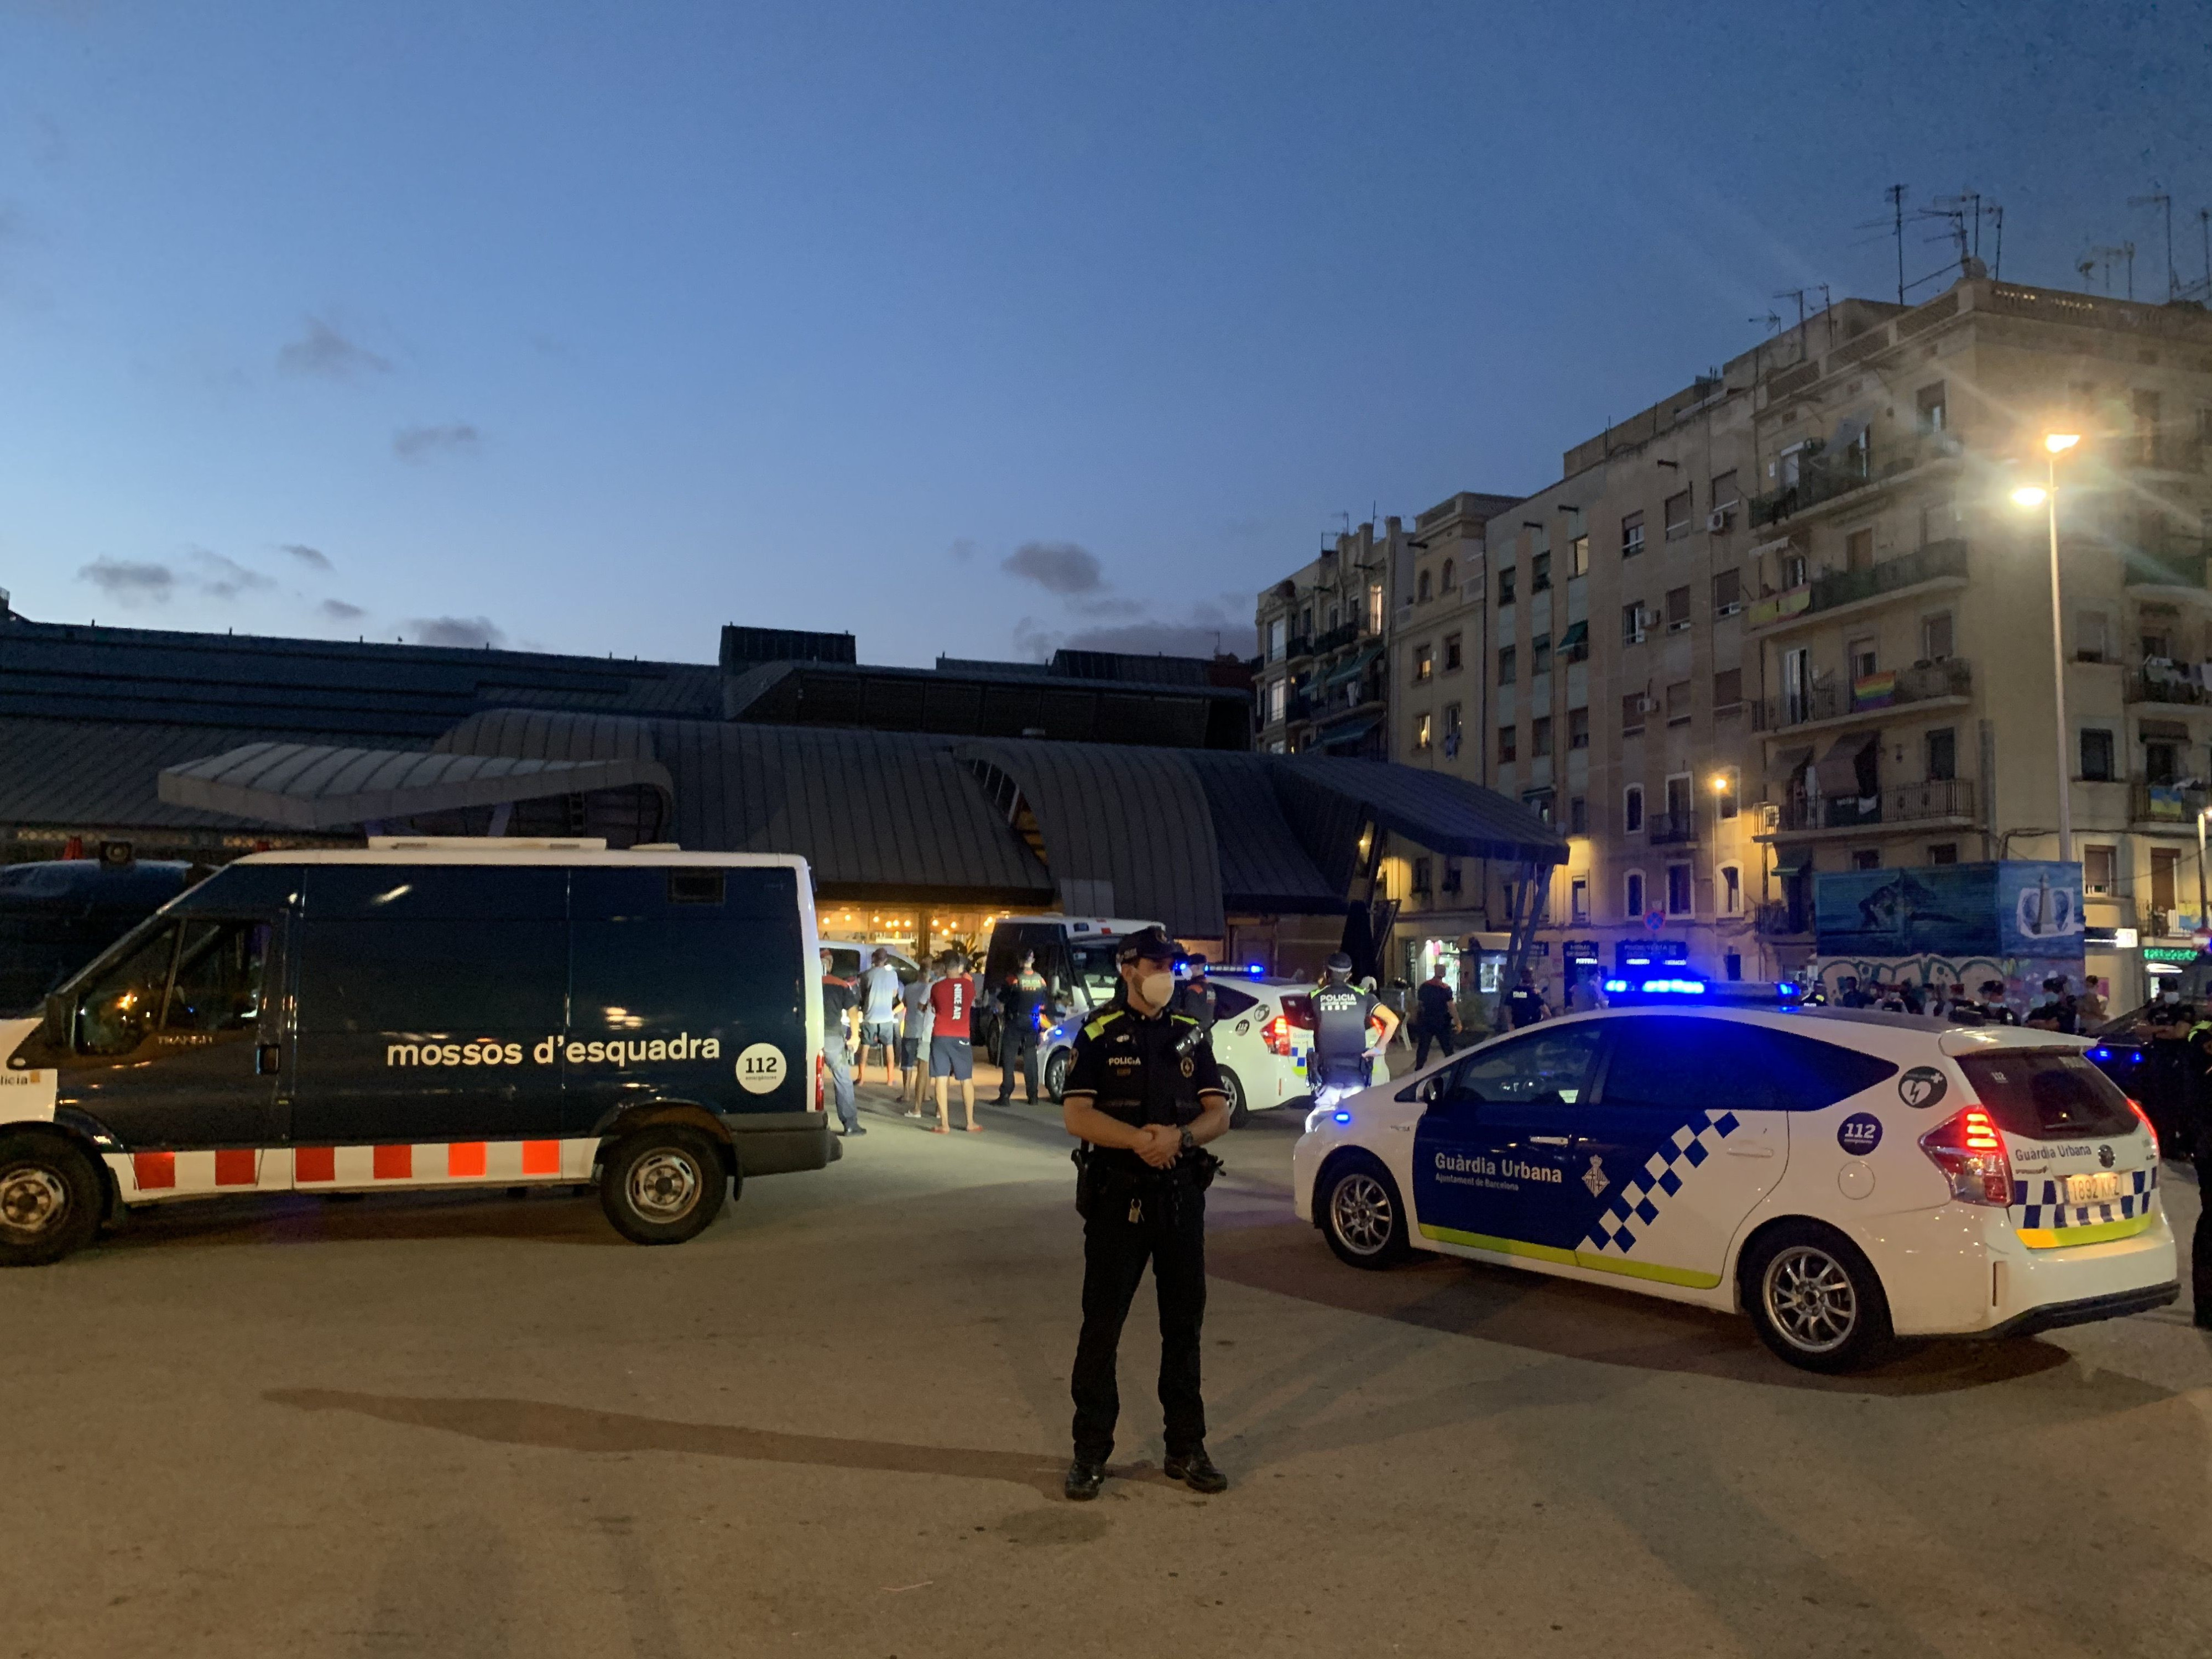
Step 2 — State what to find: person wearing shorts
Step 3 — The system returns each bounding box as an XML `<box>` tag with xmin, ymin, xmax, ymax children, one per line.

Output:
<box><xmin>857</xmin><ymin>948</ymin><xmax>904</xmax><ymax>1086</ymax></box>
<box><xmin>900</xmin><ymin>959</ymin><xmax>937</xmax><ymax>1111</ymax></box>
<box><xmin>928</xmin><ymin>954</ymin><xmax>980</xmax><ymax>1133</ymax></box>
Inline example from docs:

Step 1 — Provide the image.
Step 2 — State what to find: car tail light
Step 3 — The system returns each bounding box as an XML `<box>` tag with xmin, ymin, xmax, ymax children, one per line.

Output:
<box><xmin>814</xmin><ymin>1052</ymin><xmax>825</xmax><ymax>1111</ymax></box>
<box><xmin>2126</xmin><ymin>1095</ymin><xmax>2159</xmax><ymax>1160</ymax></box>
<box><xmin>1918</xmin><ymin>1104</ymin><xmax>2012</xmax><ymax>1207</ymax></box>
<box><xmin>1262</xmin><ymin>1014</ymin><xmax>1296</xmax><ymax>1057</ymax></box>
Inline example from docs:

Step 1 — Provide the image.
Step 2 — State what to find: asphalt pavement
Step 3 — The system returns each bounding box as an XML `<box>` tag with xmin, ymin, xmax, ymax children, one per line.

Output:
<box><xmin>6</xmin><ymin>1064</ymin><xmax>2209</xmax><ymax>1659</ymax></box>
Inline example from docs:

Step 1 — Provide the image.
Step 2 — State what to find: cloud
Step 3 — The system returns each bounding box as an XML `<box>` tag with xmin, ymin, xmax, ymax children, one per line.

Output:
<box><xmin>188</xmin><ymin>549</ymin><xmax>274</xmax><ymax>601</ymax></box>
<box><xmin>405</xmin><ymin>614</ymin><xmax>506</xmax><ymax>649</ymax></box>
<box><xmin>318</xmin><ymin>598</ymin><xmax>367</xmax><ymax>623</ymax></box>
<box><xmin>1001</xmin><ymin>540</ymin><xmax>1102</xmax><ymax>595</ymax></box>
<box><xmin>393</xmin><ymin>422</ymin><xmax>482</xmax><ymax>462</ymax></box>
<box><xmin>1011</xmin><ymin>617</ymin><xmax>1061</xmax><ymax>662</ymax></box>
<box><xmin>1068</xmin><ymin>595</ymin><xmax>1144</xmax><ymax>620</ymax></box>
<box><xmin>949</xmin><ymin>538</ymin><xmax>978</xmax><ymax>562</ymax></box>
<box><xmin>280</xmin><ymin>542</ymin><xmax>332</xmax><ymax>572</ymax></box>
<box><xmin>278</xmin><ymin>315</ymin><xmax>392</xmax><ymax>380</ymax></box>
<box><xmin>77</xmin><ymin>558</ymin><xmax>176</xmax><ymax>604</ymax></box>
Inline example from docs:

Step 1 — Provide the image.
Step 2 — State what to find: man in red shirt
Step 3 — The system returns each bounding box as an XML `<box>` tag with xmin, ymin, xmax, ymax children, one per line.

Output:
<box><xmin>928</xmin><ymin>952</ymin><xmax>981</xmax><ymax>1134</ymax></box>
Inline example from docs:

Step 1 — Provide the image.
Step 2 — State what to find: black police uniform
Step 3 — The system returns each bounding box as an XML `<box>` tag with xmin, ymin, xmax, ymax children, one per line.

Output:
<box><xmin>1309</xmin><ymin>978</ymin><xmax>1379</xmax><ymax>1099</ymax></box>
<box><xmin>995</xmin><ymin>967</ymin><xmax>1048</xmax><ymax>1103</ymax></box>
<box><xmin>1063</xmin><ymin>999</ymin><xmax>1224</xmax><ymax>1466</ymax></box>
<box><xmin>1175</xmin><ymin>974</ymin><xmax>1219</xmax><ymax>1035</ymax></box>
<box><xmin>1506</xmin><ymin>982</ymin><xmax>1546</xmax><ymax>1028</ymax></box>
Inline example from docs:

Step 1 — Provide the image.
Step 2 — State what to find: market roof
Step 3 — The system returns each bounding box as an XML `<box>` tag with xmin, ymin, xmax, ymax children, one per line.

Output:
<box><xmin>157</xmin><ymin>742</ymin><xmax>675</xmax><ymax>832</ymax></box>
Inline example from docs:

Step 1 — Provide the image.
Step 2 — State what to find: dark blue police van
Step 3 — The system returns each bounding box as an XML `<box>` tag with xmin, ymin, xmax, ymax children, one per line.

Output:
<box><xmin>0</xmin><ymin>840</ymin><xmax>832</xmax><ymax>1265</ymax></box>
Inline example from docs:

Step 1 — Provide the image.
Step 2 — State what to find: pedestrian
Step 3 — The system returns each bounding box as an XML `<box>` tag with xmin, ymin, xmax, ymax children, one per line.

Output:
<box><xmin>2078</xmin><ymin>976</ymin><xmax>2108</xmax><ymax>1028</ymax></box>
<box><xmin>1975</xmin><ymin>979</ymin><xmax>2017</xmax><ymax>1025</ymax></box>
<box><xmin>1309</xmin><ymin>952</ymin><xmax>1397</xmax><ymax>1111</ymax></box>
<box><xmin>1506</xmin><ymin>967</ymin><xmax>1548</xmax><ymax>1029</ymax></box>
<box><xmin>2184</xmin><ymin>1015</ymin><xmax>2212</xmax><ymax>1332</ymax></box>
<box><xmin>928</xmin><ymin>951</ymin><xmax>981</xmax><ymax>1134</ymax></box>
<box><xmin>899</xmin><ymin>956</ymin><xmax>937</xmax><ymax>1112</ymax></box>
<box><xmin>995</xmin><ymin>948</ymin><xmax>1050</xmax><ymax>1105</ymax></box>
<box><xmin>1411</xmin><ymin>963</ymin><xmax>1458</xmax><ymax>1068</ymax></box>
<box><xmin>856</xmin><ymin>948</ymin><xmax>904</xmax><ymax>1087</ymax></box>
<box><xmin>1174</xmin><ymin>954</ymin><xmax>1219</xmax><ymax>1036</ymax></box>
<box><xmin>1059</xmin><ymin>926</ymin><xmax>1233</xmax><ymax>1500</ymax></box>
<box><xmin>2026</xmin><ymin>976</ymin><xmax>2078</xmax><ymax>1033</ymax></box>
<box><xmin>818</xmin><ymin>948</ymin><xmax>863</xmax><ymax>1136</ymax></box>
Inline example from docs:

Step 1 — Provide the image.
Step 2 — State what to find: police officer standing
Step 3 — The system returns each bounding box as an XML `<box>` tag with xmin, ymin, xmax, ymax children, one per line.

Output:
<box><xmin>1175</xmin><ymin>954</ymin><xmax>1219</xmax><ymax>1035</ymax></box>
<box><xmin>994</xmin><ymin>948</ymin><xmax>1049</xmax><ymax>1105</ymax></box>
<box><xmin>1506</xmin><ymin>967</ymin><xmax>1550</xmax><ymax>1029</ymax></box>
<box><xmin>1310</xmin><ymin>951</ymin><xmax>1398</xmax><ymax>1109</ymax></box>
<box><xmin>1060</xmin><ymin>927</ymin><xmax>1234</xmax><ymax>1500</ymax></box>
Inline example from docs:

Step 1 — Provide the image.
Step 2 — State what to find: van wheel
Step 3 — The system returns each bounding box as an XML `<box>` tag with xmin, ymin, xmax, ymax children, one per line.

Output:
<box><xmin>1319</xmin><ymin>1153</ymin><xmax>1410</xmax><ymax>1270</ymax></box>
<box><xmin>1219</xmin><ymin>1066</ymin><xmax>1250</xmax><ymax>1129</ymax></box>
<box><xmin>1044</xmin><ymin>1048</ymin><xmax>1070</xmax><ymax>1103</ymax></box>
<box><xmin>0</xmin><ymin>1134</ymin><xmax>103</xmax><ymax>1266</ymax></box>
<box><xmin>1742</xmin><ymin>1222</ymin><xmax>1893</xmax><ymax>1373</ymax></box>
<box><xmin>599</xmin><ymin>1128</ymin><xmax>727</xmax><ymax>1245</ymax></box>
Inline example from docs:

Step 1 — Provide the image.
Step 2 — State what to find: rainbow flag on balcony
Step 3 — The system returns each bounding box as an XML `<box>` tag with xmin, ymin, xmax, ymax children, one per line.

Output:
<box><xmin>1851</xmin><ymin>670</ymin><xmax>1897</xmax><ymax>708</ymax></box>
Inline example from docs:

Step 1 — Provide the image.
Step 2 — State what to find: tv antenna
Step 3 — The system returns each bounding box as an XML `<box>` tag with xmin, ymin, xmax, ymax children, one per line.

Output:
<box><xmin>2088</xmin><ymin>242</ymin><xmax>2137</xmax><ymax>299</ymax></box>
<box><xmin>2128</xmin><ymin>190</ymin><xmax>2177</xmax><ymax>299</ymax></box>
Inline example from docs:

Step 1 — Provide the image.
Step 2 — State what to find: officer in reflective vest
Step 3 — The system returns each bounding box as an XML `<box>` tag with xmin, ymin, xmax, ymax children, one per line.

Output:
<box><xmin>1309</xmin><ymin>951</ymin><xmax>1398</xmax><ymax>1110</ymax></box>
<box><xmin>1059</xmin><ymin>926</ymin><xmax>1233</xmax><ymax>1500</ymax></box>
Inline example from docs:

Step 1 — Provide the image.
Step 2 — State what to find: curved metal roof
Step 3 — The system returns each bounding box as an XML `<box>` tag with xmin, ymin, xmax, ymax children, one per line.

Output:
<box><xmin>158</xmin><ymin>742</ymin><xmax>673</xmax><ymax>832</ymax></box>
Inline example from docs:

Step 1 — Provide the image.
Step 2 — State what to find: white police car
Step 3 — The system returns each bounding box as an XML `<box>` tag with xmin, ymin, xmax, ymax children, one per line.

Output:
<box><xmin>1041</xmin><ymin>971</ymin><xmax>1315</xmax><ymax>1126</ymax></box>
<box><xmin>1293</xmin><ymin>980</ymin><xmax>2179</xmax><ymax>1371</ymax></box>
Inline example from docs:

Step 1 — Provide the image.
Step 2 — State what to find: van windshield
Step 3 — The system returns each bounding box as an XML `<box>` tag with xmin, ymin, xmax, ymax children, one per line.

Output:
<box><xmin>1957</xmin><ymin>1050</ymin><xmax>2139</xmax><ymax>1140</ymax></box>
<box><xmin>1071</xmin><ymin>943</ymin><xmax>1121</xmax><ymax>1004</ymax></box>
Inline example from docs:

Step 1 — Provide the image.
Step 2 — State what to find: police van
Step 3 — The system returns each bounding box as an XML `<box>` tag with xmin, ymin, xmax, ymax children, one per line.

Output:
<box><xmin>0</xmin><ymin>839</ymin><xmax>832</xmax><ymax>1265</ymax></box>
<box><xmin>1294</xmin><ymin>981</ymin><xmax>2179</xmax><ymax>1371</ymax></box>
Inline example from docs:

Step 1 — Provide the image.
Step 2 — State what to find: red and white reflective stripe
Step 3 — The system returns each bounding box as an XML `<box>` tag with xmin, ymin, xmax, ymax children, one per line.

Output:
<box><xmin>105</xmin><ymin>1138</ymin><xmax>598</xmax><ymax>1200</ymax></box>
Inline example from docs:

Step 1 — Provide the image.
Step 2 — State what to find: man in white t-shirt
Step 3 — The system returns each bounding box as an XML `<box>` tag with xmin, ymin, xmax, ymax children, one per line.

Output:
<box><xmin>900</xmin><ymin>961</ymin><xmax>938</xmax><ymax>1111</ymax></box>
<box><xmin>857</xmin><ymin>949</ymin><xmax>904</xmax><ymax>1086</ymax></box>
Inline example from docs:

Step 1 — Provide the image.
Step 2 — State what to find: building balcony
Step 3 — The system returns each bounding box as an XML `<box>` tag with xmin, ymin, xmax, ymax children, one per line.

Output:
<box><xmin>1747</xmin><ymin>540</ymin><xmax>1970</xmax><ymax>633</ymax></box>
<box><xmin>2124</xmin><ymin>667</ymin><xmax>2212</xmax><ymax>707</ymax></box>
<box><xmin>1311</xmin><ymin>622</ymin><xmax>1361</xmax><ymax>655</ymax></box>
<box><xmin>1770</xmin><ymin>777</ymin><xmax>1977</xmax><ymax>836</ymax></box>
<box><xmin>1759</xmin><ymin>656</ymin><xmax>1972</xmax><ymax>734</ymax></box>
<box><xmin>2121</xmin><ymin>544</ymin><xmax>2212</xmax><ymax>593</ymax></box>
<box><xmin>1647</xmin><ymin>810</ymin><xmax>1698</xmax><ymax>846</ymax></box>
<box><xmin>2129</xmin><ymin>777</ymin><xmax>2207</xmax><ymax>826</ymax></box>
<box><xmin>1747</xmin><ymin>444</ymin><xmax>1875</xmax><ymax>526</ymax></box>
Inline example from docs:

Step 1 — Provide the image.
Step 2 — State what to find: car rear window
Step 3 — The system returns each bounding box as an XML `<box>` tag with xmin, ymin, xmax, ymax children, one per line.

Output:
<box><xmin>1957</xmin><ymin>1050</ymin><xmax>2139</xmax><ymax>1139</ymax></box>
<box><xmin>1600</xmin><ymin>1016</ymin><xmax>1899</xmax><ymax>1113</ymax></box>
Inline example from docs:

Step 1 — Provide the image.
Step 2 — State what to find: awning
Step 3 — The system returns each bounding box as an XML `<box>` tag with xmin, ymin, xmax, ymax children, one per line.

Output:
<box><xmin>1768</xmin><ymin>743</ymin><xmax>1814</xmax><ymax>781</ymax></box>
<box><xmin>1813</xmin><ymin>731</ymin><xmax>1877</xmax><ymax>796</ymax></box>
<box><xmin>1771</xmin><ymin>851</ymin><xmax>1815</xmax><ymax>878</ymax></box>
<box><xmin>157</xmin><ymin>742</ymin><xmax>674</xmax><ymax>831</ymax></box>
<box><xmin>1314</xmin><ymin>712</ymin><xmax>1383</xmax><ymax>748</ymax></box>
<box><xmin>1322</xmin><ymin>646</ymin><xmax>1383</xmax><ymax>688</ymax></box>
<box><xmin>2139</xmin><ymin>719</ymin><xmax>2190</xmax><ymax>740</ymax></box>
<box><xmin>1558</xmin><ymin>620</ymin><xmax>1589</xmax><ymax>650</ymax></box>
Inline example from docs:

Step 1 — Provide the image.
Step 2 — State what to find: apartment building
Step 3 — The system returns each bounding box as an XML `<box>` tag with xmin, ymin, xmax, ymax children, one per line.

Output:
<box><xmin>1387</xmin><ymin>314</ymin><xmax>1880</xmax><ymax>997</ymax></box>
<box><xmin>1747</xmin><ymin>275</ymin><xmax>2212</xmax><ymax>1003</ymax></box>
<box><xmin>1253</xmin><ymin>518</ymin><xmax>1411</xmax><ymax>758</ymax></box>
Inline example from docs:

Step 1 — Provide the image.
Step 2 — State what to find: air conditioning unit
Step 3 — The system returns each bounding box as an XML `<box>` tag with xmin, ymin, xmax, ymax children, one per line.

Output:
<box><xmin>1706</xmin><ymin>507</ymin><xmax>1733</xmax><ymax>533</ymax></box>
<box><xmin>1636</xmin><ymin>694</ymin><xmax>1659</xmax><ymax>713</ymax></box>
<box><xmin>1627</xmin><ymin>628</ymin><xmax>1648</xmax><ymax>645</ymax></box>
<box><xmin>1717</xmin><ymin>600</ymin><xmax>1744</xmax><ymax>618</ymax></box>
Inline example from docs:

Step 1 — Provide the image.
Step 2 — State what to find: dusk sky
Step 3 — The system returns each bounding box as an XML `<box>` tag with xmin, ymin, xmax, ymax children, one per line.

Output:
<box><xmin>2</xmin><ymin>1</ymin><xmax>2204</xmax><ymax>666</ymax></box>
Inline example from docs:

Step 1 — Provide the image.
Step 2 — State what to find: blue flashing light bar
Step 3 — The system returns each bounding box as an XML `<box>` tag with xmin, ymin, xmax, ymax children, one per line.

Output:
<box><xmin>1600</xmin><ymin>978</ymin><xmax>1807</xmax><ymax>1006</ymax></box>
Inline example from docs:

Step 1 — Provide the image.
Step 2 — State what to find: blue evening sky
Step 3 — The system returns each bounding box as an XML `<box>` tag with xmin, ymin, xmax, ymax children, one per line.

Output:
<box><xmin>2</xmin><ymin>1</ymin><xmax>2204</xmax><ymax>665</ymax></box>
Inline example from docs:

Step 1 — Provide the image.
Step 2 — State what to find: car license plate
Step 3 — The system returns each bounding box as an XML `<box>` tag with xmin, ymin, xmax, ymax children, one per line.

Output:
<box><xmin>2065</xmin><ymin>1171</ymin><xmax>2122</xmax><ymax>1203</ymax></box>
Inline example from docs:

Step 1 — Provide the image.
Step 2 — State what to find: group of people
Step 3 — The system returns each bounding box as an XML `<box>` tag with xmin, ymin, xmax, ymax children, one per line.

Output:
<box><xmin>1825</xmin><ymin>973</ymin><xmax>2108</xmax><ymax>1031</ymax></box>
<box><xmin>817</xmin><ymin>944</ymin><xmax>1079</xmax><ymax>1136</ymax></box>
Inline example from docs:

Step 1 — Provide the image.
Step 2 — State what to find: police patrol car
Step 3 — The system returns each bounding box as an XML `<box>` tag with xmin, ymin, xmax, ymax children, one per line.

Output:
<box><xmin>1293</xmin><ymin>979</ymin><xmax>2179</xmax><ymax>1371</ymax></box>
<box><xmin>0</xmin><ymin>839</ymin><xmax>834</xmax><ymax>1266</ymax></box>
<box><xmin>1041</xmin><ymin>971</ymin><xmax>1316</xmax><ymax>1126</ymax></box>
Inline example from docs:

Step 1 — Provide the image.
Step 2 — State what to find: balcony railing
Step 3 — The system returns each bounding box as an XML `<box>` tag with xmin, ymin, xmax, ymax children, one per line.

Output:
<box><xmin>1808</xmin><ymin>538</ymin><xmax>1969</xmax><ymax>612</ymax></box>
<box><xmin>1773</xmin><ymin>778</ymin><xmax>1976</xmax><ymax>833</ymax></box>
<box><xmin>2124</xmin><ymin>666</ymin><xmax>2212</xmax><ymax>706</ymax></box>
<box><xmin>2131</xmin><ymin>778</ymin><xmax>2208</xmax><ymax>823</ymax></box>
<box><xmin>1282</xmin><ymin>633</ymin><xmax>1314</xmax><ymax>661</ymax></box>
<box><xmin>1748</xmin><ymin>441</ymin><xmax>1874</xmax><ymax>526</ymax></box>
<box><xmin>1761</xmin><ymin>656</ymin><xmax>1971</xmax><ymax>732</ymax></box>
<box><xmin>2121</xmin><ymin>544</ymin><xmax>2212</xmax><ymax>589</ymax></box>
<box><xmin>1647</xmin><ymin>811</ymin><xmax>1698</xmax><ymax>846</ymax></box>
<box><xmin>1310</xmin><ymin>622</ymin><xmax>1360</xmax><ymax>655</ymax></box>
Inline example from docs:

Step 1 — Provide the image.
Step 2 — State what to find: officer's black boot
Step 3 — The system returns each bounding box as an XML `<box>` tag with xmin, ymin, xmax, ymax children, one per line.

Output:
<box><xmin>1164</xmin><ymin>1445</ymin><xmax>1228</xmax><ymax>1494</ymax></box>
<box><xmin>1065</xmin><ymin>1459</ymin><xmax>1105</xmax><ymax>1501</ymax></box>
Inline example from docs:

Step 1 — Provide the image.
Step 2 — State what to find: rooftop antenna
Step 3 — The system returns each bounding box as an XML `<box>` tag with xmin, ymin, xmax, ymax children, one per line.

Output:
<box><xmin>1985</xmin><ymin>202</ymin><xmax>2005</xmax><ymax>280</ymax></box>
<box><xmin>2091</xmin><ymin>242</ymin><xmax>2137</xmax><ymax>299</ymax></box>
<box><xmin>1885</xmin><ymin>184</ymin><xmax>1907</xmax><ymax>304</ymax></box>
<box><xmin>2129</xmin><ymin>190</ymin><xmax>2177</xmax><ymax>299</ymax></box>
<box><xmin>2198</xmin><ymin>208</ymin><xmax>2211</xmax><ymax>300</ymax></box>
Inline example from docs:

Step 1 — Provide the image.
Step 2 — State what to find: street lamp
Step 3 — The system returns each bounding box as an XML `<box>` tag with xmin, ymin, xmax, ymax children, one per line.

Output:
<box><xmin>2011</xmin><ymin>432</ymin><xmax>2082</xmax><ymax>862</ymax></box>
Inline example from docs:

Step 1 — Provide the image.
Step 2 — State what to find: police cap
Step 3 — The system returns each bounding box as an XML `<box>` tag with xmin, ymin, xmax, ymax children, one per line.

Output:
<box><xmin>1115</xmin><ymin>926</ymin><xmax>1181</xmax><ymax>964</ymax></box>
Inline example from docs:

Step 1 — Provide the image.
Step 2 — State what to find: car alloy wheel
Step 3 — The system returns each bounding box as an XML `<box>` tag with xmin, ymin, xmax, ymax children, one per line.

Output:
<box><xmin>1329</xmin><ymin>1171</ymin><xmax>1395</xmax><ymax>1257</ymax></box>
<box><xmin>1761</xmin><ymin>1243</ymin><xmax>1858</xmax><ymax>1354</ymax></box>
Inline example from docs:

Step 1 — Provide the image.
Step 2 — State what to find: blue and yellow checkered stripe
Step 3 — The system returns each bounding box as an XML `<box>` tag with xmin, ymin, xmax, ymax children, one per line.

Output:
<box><xmin>1577</xmin><ymin>1110</ymin><xmax>1741</xmax><ymax>1262</ymax></box>
<box><xmin>2009</xmin><ymin>1166</ymin><xmax>2158</xmax><ymax>1248</ymax></box>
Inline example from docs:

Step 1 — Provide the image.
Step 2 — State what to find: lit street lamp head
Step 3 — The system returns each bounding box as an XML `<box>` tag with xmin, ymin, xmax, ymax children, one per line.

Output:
<box><xmin>2011</xmin><ymin>485</ymin><xmax>2049</xmax><ymax>508</ymax></box>
<box><xmin>2044</xmin><ymin>432</ymin><xmax>2081</xmax><ymax>454</ymax></box>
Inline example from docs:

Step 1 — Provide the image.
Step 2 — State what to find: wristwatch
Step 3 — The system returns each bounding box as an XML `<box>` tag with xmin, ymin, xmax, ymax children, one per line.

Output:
<box><xmin>1178</xmin><ymin>1127</ymin><xmax>1197</xmax><ymax>1154</ymax></box>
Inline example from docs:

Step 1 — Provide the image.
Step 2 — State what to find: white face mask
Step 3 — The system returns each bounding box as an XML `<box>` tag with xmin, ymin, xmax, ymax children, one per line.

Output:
<box><xmin>1135</xmin><ymin>969</ymin><xmax>1175</xmax><ymax>1010</ymax></box>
